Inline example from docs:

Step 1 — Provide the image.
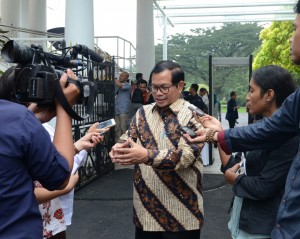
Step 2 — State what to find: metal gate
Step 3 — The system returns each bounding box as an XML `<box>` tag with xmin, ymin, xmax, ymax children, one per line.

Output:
<box><xmin>73</xmin><ymin>61</ymin><xmax>116</xmax><ymax>190</ymax></box>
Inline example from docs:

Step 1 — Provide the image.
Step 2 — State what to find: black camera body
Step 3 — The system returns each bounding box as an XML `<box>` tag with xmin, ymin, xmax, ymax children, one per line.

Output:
<box><xmin>14</xmin><ymin>64</ymin><xmax>57</xmax><ymax>104</ymax></box>
<box><xmin>1</xmin><ymin>40</ymin><xmax>102</xmax><ymax>119</ymax></box>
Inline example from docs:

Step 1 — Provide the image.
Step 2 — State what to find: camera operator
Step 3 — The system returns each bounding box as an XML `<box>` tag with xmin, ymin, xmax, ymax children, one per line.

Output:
<box><xmin>0</xmin><ymin>66</ymin><xmax>80</xmax><ymax>238</ymax></box>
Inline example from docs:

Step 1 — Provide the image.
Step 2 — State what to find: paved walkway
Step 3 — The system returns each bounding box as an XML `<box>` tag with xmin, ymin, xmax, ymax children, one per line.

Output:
<box><xmin>67</xmin><ymin>169</ymin><xmax>232</xmax><ymax>239</ymax></box>
<box><xmin>67</xmin><ymin>113</ymin><xmax>249</xmax><ymax>239</ymax></box>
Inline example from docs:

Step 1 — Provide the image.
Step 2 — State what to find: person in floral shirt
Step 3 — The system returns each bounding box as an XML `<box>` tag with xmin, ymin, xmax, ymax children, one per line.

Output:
<box><xmin>32</xmin><ymin>119</ymin><xmax>108</xmax><ymax>239</ymax></box>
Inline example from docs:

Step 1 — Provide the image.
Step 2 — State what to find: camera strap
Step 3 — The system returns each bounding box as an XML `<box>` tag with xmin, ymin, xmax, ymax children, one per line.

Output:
<box><xmin>55</xmin><ymin>78</ymin><xmax>84</xmax><ymax>121</ymax></box>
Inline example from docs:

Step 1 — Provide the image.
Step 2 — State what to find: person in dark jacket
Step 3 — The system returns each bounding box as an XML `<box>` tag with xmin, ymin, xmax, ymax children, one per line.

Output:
<box><xmin>187</xmin><ymin>83</ymin><xmax>208</xmax><ymax>113</ymax></box>
<box><xmin>186</xmin><ymin>2</ymin><xmax>300</xmax><ymax>237</ymax></box>
<box><xmin>225</xmin><ymin>91</ymin><xmax>239</xmax><ymax>128</ymax></box>
<box><xmin>218</xmin><ymin>65</ymin><xmax>297</xmax><ymax>238</ymax></box>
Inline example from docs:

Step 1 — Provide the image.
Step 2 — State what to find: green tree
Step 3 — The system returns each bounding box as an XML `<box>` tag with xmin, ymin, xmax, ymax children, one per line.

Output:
<box><xmin>253</xmin><ymin>21</ymin><xmax>300</xmax><ymax>83</ymax></box>
<box><xmin>155</xmin><ymin>23</ymin><xmax>262</xmax><ymax>104</ymax></box>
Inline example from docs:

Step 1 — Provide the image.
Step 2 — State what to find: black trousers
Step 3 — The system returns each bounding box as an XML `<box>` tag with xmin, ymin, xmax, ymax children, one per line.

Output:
<box><xmin>135</xmin><ymin>227</ymin><xmax>201</xmax><ymax>239</ymax></box>
<box><xmin>228</xmin><ymin>120</ymin><xmax>236</xmax><ymax>128</ymax></box>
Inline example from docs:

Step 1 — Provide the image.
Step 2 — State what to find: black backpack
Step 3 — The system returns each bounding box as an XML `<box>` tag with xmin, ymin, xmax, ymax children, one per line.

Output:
<box><xmin>131</xmin><ymin>88</ymin><xmax>144</xmax><ymax>103</ymax></box>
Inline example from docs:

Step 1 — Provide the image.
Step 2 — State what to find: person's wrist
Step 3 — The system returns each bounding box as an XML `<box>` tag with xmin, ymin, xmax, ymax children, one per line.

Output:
<box><xmin>142</xmin><ymin>148</ymin><xmax>149</xmax><ymax>164</ymax></box>
<box><xmin>213</xmin><ymin>131</ymin><xmax>218</xmax><ymax>142</ymax></box>
<box><xmin>55</xmin><ymin>104</ymin><xmax>71</xmax><ymax>121</ymax></box>
<box><xmin>216</xmin><ymin>125</ymin><xmax>223</xmax><ymax>132</ymax></box>
<box><xmin>205</xmin><ymin>129</ymin><xmax>218</xmax><ymax>143</ymax></box>
<box><xmin>73</xmin><ymin>143</ymin><xmax>80</xmax><ymax>154</ymax></box>
<box><xmin>145</xmin><ymin>149</ymin><xmax>154</xmax><ymax>165</ymax></box>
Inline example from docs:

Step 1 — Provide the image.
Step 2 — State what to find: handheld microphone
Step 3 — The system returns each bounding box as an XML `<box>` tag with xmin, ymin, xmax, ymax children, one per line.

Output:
<box><xmin>188</xmin><ymin>105</ymin><xmax>205</xmax><ymax>117</ymax></box>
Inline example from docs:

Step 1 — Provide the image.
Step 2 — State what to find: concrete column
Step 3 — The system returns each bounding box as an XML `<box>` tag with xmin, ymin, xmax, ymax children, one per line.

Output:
<box><xmin>65</xmin><ymin>0</ymin><xmax>94</xmax><ymax>49</ymax></box>
<box><xmin>20</xmin><ymin>0</ymin><xmax>47</xmax><ymax>32</ymax></box>
<box><xmin>1</xmin><ymin>0</ymin><xmax>46</xmax><ymax>40</ymax></box>
<box><xmin>163</xmin><ymin>15</ymin><xmax>168</xmax><ymax>60</ymax></box>
<box><xmin>136</xmin><ymin>0</ymin><xmax>155</xmax><ymax>80</ymax></box>
<box><xmin>1</xmin><ymin>0</ymin><xmax>21</xmax><ymax>37</ymax></box>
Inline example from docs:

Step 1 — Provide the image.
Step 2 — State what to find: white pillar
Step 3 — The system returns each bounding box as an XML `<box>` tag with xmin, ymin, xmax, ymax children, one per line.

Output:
<box><xmin>20</xmin><ymin>0</ymin><xmax>47</xmax><ymax>32</ymax></box>
<box><xmin>65</xmin><ymin>0</ymin><xmax>94</xmax><ymax>49</ymax></box>
<box><xmin>1</xmin><ymin>0</ymin><xmax>21</xmax><ymax>28</ymax></box>
<box><xmin>1</xmin><ymin>0</ymin><xmax>46</xmax><ymax>41</ymax></box>
<box><xmin>136</xmin><ymin>0</ymin><xmax>155</xmax><ymax>80</ymax></box>
<box><xmin>163</xmin><ymin>16</ymin><xmax>168</xmax><ymax>60</ymax></box>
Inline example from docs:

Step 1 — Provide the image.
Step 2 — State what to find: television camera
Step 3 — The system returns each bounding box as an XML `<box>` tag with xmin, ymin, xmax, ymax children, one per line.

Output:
<box><xmin>1</xmin><ymin>40</ymin><xmax>104</xmax><ymax>120</ymax></box>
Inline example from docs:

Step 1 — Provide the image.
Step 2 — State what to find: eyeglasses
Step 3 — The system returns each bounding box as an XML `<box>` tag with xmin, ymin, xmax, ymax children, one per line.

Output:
<box><xmin>151</xmin><ymin>84</ymin><xmax>176</xmax><ymax>94</ymax></box>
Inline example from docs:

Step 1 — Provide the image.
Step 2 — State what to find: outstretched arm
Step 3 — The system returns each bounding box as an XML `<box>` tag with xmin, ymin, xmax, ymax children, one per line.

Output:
<box><xmin>35</xmin><ymin>173</ymin><xmax>79</xmax><ymax>204</ymax></box>
<box><xmin>54</xmin><ymin>69</ymin><xmax>80</xmax><ymax>189</ymax></box>
<box><xmin>187</xmin><ymin>90</ymin><xmax>300</xmax><ymax>154</ymax></box>
<box><xmin>220</xmin><ymin>89</ymin><xmax>299</xmax><ymax>154</ymax></box>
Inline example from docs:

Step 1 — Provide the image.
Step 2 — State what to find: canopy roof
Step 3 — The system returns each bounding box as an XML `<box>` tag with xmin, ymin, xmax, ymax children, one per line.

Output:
<box><xmin>154</xmin><ymin>0</ymin><xmax>296</xmax><ymax>26</ymax></box>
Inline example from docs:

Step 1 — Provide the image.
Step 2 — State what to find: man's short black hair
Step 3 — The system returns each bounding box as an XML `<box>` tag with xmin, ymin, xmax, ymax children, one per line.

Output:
<box><xmin>230</xmin><ymin>91</ymin><xmax>236</xmax><ymax>97</ymax></box>
<box><xmin>199</xmin><ymin>88</ymin><xmax>207</xmax><ymax>93</ymax></box>
<box><xmin>190</xmin><ymin>83</ymin><xmax>199</xmax><ymax>92</ymax></box>
<box><xmin>138</xmin><ymin>79</ymin><xmax>147</xmax><ymax>86</ymax></box>
<box><xmin>151</xmin><ymin>60</ymin><xmax>184</xmax><ymax>85</ymax></box>
<box><xmin>136</xmin><ymin>73</ymin><xmax>143</xmax><ymax>80</ymax></box>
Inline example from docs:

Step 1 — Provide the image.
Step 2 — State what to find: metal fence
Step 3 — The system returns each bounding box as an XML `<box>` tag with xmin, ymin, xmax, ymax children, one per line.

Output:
<box><xmin>73</xmin><ymin>121</ymin><xmax>115</xmax><ymax>190</ymax></box>
<box><xmin>72</xmin><ymin>62</ymin><xmax>116</xmax><ymax>190</ymax></box>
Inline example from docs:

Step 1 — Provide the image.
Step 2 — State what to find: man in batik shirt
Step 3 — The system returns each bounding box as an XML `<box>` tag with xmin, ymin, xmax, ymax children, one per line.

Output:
<box><xmin>110</xmin><ymin>60</ymin><xmax>205</xmax><ymax>239</ymax></box>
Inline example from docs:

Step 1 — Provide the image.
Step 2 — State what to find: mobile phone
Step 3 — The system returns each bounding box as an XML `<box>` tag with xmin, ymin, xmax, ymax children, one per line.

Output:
<box><xmin>237</xmin><ymin>157</ymin><xmax>246</xmax><ymax>175</ymax></box>
<box><xmin>188</xmin><ymin>105</ymin><xmax>205</xmax><ymax>117</ymax></box>
<box><xmin>97</xmin><ymin>119</ymin><xmax>116</xmax><ymax>129</ymax></box>
<box><xmin>180</xmin><ymin>126</ymin><xmax>197</xmax><ymax>138</ymax></box>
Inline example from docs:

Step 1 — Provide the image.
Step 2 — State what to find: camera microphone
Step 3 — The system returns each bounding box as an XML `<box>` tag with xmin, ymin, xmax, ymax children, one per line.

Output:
<box><xmin>46</xmin><ymin>54</ymin><xmax>86</xmax><ymax>68</ymax></box>
<box><xmin>71</xmin><ymin>44</ymin><xmax>104</xmax><ymax>63</ymax></box>
<box><xmin>61</xmin><ymin>58</ymin><xmax>86</xmax><ymax>67</ymax></box>
<box><xmin>69</xmin><ymin>59</ymin><xmax>85</xmax><ymax>67</ymax></box>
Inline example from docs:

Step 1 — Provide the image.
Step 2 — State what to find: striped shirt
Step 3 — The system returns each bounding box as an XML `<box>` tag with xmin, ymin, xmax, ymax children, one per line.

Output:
<box><xmin>122</xmin><ymin>98</ymin><xmax>205</xmax><ymax>232</ymax></box>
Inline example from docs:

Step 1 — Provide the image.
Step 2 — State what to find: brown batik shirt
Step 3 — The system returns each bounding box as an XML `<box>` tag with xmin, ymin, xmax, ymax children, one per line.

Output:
<box><xmin>121</xmin><ymin>98</ymin><xmax>205</xmax><ymax>232</ymax></box>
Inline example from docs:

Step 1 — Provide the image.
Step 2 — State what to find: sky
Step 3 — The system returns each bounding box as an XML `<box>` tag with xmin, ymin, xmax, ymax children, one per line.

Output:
<box><xmin>46</xmin><ymin>0</ymin><xmax>198</xmax><ymax>53</ymax></box>
<box><xmin>48</xmin><ymin>0</ymin><xmax>146</xmax><ymax>46</ymax></box>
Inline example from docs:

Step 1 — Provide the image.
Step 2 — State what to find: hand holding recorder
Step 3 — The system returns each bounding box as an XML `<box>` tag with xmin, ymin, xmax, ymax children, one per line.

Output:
<box><xmin>188</xmin><ymin>105</ymin><xmax>205</xmax><ymax>117</ymax></box>
<box><xmin>181</xmin><ymin>105</ymin><xmax>206</xmax><ymax>139</ymax></box>
<box><xmin>189</xmin><ymin>105</ymin><xmax>223</xmax><ymax>131</ymax></box>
